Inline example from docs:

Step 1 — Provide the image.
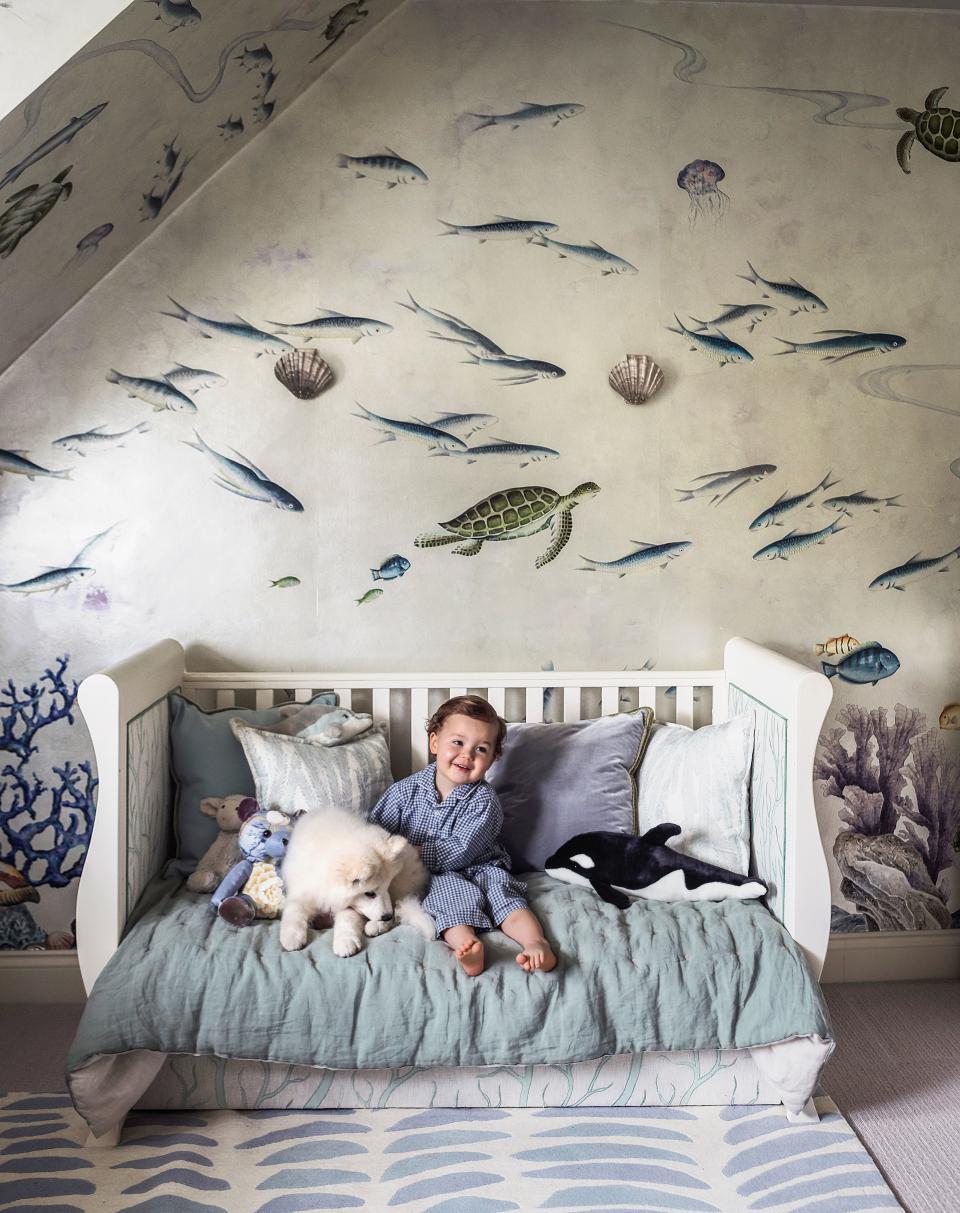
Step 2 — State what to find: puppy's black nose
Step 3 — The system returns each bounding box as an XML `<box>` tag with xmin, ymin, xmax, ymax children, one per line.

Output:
<box><xmin>380</xmin><ymin>912</ymin><xmax>393</xmax><ymax>922</ymax></box>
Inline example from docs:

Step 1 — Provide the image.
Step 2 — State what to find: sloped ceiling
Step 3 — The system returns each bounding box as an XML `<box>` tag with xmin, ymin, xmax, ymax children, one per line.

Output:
<box><xmin>0</xmin><ymin>0</ymin><xmax>403</xmax><ymax>377</ymax></box>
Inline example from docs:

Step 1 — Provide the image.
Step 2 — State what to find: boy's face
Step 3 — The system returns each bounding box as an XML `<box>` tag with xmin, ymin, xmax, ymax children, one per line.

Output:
<box><xmin>430</xmin><ymin>713</ymin><xmax>498</xmax><ymax>791</ymax></box>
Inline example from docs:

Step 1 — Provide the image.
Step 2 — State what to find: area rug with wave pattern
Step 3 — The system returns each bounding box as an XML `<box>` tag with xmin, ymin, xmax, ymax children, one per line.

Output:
<box><xmin>0</xmin><ymin>1092</ymin><xmax>901</xmax><ymax>1213</ymax></box>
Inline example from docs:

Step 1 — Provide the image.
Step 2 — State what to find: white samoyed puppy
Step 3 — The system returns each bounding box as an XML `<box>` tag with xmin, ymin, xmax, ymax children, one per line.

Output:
<box><xmin>280</xmin><ymin>807</ymin><xmax>435</xmax><ymax>956</ymax></box>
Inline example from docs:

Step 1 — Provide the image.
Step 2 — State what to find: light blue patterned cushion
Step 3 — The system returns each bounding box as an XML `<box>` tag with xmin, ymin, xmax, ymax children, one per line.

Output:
<box><xmin>232</xmin><ymin>720</ymin><xmax>392</xmax><ymax>818</ymax></box>
<box><xmin>169</xmin><ymin>691</ymin><xmax>336</xmax><ymax>864</ymax></box>
<box><xmin>635</xmin><ymin>716</ymin><xmax>754</xmax><ymax>875</ymax></box>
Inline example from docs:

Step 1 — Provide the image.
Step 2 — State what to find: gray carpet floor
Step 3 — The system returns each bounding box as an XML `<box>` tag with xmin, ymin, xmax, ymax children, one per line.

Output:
<box><xmin>2</xmin><ymin>981</ymin><xmax>957</xmax><ymax>1213</ymax></box>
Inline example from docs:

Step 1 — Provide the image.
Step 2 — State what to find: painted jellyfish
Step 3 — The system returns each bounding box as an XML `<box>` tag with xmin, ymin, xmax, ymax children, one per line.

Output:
<box><xmin>677</xmin><ymin>159</ymin><xmax>729</xmax><ymax>228</ymax></box>
<box><xmin>63</xmin><ymin>222</ymin><xmax>113</xmax><ymax>271</ymax></box>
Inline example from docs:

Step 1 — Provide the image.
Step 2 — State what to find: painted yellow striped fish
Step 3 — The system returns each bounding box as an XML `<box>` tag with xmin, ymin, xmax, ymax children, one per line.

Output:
<box><xmin>815</xmin><ymin>634</ymin><xmax>861</xmax><ymax>657</ymax></box>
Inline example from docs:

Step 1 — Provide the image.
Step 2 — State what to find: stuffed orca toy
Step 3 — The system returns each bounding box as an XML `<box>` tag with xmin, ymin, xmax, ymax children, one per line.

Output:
<box><xmin>544</xmin><ymin>824</ymin><xmax>767</xmax><ymax>909</ymax></box>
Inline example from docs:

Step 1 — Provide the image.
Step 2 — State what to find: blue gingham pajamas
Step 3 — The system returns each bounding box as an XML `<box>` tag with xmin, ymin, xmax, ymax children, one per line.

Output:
<box><xmin>368</xmin><ymin>766</ymin><xmax>527</xmax><ymax>934</ymax></box>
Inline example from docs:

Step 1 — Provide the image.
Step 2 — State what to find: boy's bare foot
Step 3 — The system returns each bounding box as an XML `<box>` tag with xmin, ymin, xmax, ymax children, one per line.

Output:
<box><xmin>456</xmin><ymin>937</ymin><xmax>485</xmax><ymax>976</ymax></box>
<box><xmin>515</xmin><ymin>937</ymin><xmax>557</xmax><ymax>973</ymax></box>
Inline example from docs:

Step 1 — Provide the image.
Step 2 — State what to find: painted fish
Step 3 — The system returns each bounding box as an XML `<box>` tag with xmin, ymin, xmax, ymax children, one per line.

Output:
<box><xmin>234</xmin><ymin>44</ymin><xmax>273</xmax><ymax>71</ymax></box>
<box><xmin>161</xmin><ymin>363</ymin><xmax>226</xmax><ymax>392</ymax></box>
<box><xmin>147</xmin><ymin>0</ymin><xmax>202</xmax><ymax>31</ymax></box>
<box><xmin>337</xmin><ymin>150</ymin><xmax>428</xmax><ymax>187</ymax></box>
<box><xmin>267</xmin><ymin>309</ymin><xmax>393</xmax><ymax>343</ymax></box>
<box><xmin>737</xmin><ymin>262</ymin><xmax>827</xmax><ymax>314</ymax></box>
<box><xmin>815</xmin><ymin>634</ymin><xmax>861</xmax><ymax>657</ymax></box>
<box><xmin>822</xmin><ymin>641</ymin><xmax>900</xmax><ymax>686</ymax></box>
<box><xmin>161</xmin><ymin>298</ymin><xmax>294</xmax><ymax>356</ymax></box>
<box><xmin>218</xmin><ymin>116</ymin><xmax>245</xmax><ymax>139</ymax></box>
<box><xmin>0</xmin><ymin>566</ymin><xmax>92</xmax><ymax>594</ymax></box>
<box><xmin>675</xmin><ymin>464</ymin><xmax>776</xmax><ymax>505</ymax></box>
<box><xmin>399</xmin><ymin>292</ymin><xmax>505</xmax><ymax>355</ymax></box>
<box><xmin>52</xmin><ymin>422</ymin><xmax>149</xmax><ymax>455</ymax></box>
<box><xmin>428</xmin><ymin>412</ymin><xmax>498</xmax><ymax>439</ymax></box>
<box><xmin>0</xmin><ymin>103</ymin><xmax>107</xmax><ymax>192</ymax></box>
<box><xmin>773</xmin><ymin>331</ymin><xmax>907</xmax><ymax>364</ymax></box>
<box><xmin>184</xmin><ymin>432</ymin><xmax>303</xmax><ymax>510</ymax></box>
<box><xmin>70</xmin><ymin>523</ymin><xmax>120</xmax><ymax>568</ymax></box>
<box><xmin>106</xmin><ymin>369</ymin><xmax>197</xmax><ymax>414</ymax></box>
<box><xmin>355</xmin><ymin>588</ymin><xmax>383</xmax><ymax>605</ymax></box>
<box><xmin>666</xmin><ymin>315</ymin><xmax>752</xmax><ymax>366</ymax></box>
<box><xmin>269</xmin><ymin>576</ymin><xmax>300</xmax><ymax>588</ymax></box>
<box><xmin>688</xmin><ymin>303</ymin><xmax>776</xmax><ymax>333</ymax></box>
<box><xmin>823</xmin><ymin>491</ymin><xmax>903</xmax><ymax>518</ymax></box>
<box><xmin>463</xmin><ymin>102</ymin><xmax>585</xmax><ymax>130</ymax></box>
<box><xmin>939</xmin><ymin>704</ymin><xmax>960</xmax><ymax>730</ymax></box>
<box><xmin>748</xmin><ymin>472</ymin><xmax>839</xmax><ymax>530</ymax></box>
<box><xmin>869</xmin><ymin>545</ymin><xmax>960</xmax><ymax>590</ymax></box>
<box><xmin>0</xmin><ymin>165</ymin><xmax>73</xmax><ymax>257</ymax></box>
<box><xmin>462</xmin><ymin>350</ymin><xmax>566</xmax><ymax>384</ymax></box>
<box><xmin>532</xmin><ymin>233</ymin><xmax>638</xmax><ymax>275</ymax></box>
<box><xmin>0</xmin><ymin>449</ymin><xmax>72</xmax><ymax>479</ymax></box>
<box><xmin>352</xmin><ymin>405</ymin><xmax>468</xmax><ymax>452</ymax></box>
<box><xmin>752</xmin><ymin>519</ymin><xmax>846</xmax><ymax>561</ymax></box>
<box><xmin>449</xmin><ymin>438</ymin><xmax>560</xmax><ymax>467</ymax></box>
<box><xmin>438</xmin><ymin>216</ymin><xmax>558</xmax><ymax>242</ymax></box>
<box><xmin>372</xmin><ymin>555</ymin><xmax>410</xmax><ymax>581</ymax></box>
<box><xmin>578</xmin><ymin>539</ymin><xmax>692</xmax><ymax>576</ymax></box>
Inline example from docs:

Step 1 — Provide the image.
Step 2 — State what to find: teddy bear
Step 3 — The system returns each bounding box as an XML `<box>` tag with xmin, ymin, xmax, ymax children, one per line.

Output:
<box><xmin>211</xmin><ymin>800</ymin><xmax>297</xmax><ymax>928</ymax></box>
<box><xmin>186</xmin><ymin>794</ymin><xmax>248</xmax><ymax>893</ymax></box>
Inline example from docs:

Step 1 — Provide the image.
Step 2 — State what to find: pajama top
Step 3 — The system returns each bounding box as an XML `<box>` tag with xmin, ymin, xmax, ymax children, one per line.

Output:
<box><xmin>368</xmin><ymin>766</ymin><xmax>527</xmax><ymax>932</ymax></box>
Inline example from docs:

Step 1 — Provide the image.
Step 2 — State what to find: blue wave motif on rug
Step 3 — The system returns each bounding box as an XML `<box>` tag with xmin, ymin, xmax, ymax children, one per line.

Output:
<box><xmin>0</xmin><ymin>1092</ymin><xmax>900</xmax><ymax>1211</ymax></box>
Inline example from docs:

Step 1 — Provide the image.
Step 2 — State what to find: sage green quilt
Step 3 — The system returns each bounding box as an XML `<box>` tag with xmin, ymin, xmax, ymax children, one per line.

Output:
<box><xmin>67</xmin><ymin>873</ymin><xmax>831</xmax><ymax>1081</ymax></box>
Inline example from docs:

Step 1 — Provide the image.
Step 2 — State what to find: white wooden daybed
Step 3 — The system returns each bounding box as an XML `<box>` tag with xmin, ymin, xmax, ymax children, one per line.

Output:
<box><xmin>70</xmin><ymin>636</ymin><xmax>834</xmax><ymax>1141</ymax></box>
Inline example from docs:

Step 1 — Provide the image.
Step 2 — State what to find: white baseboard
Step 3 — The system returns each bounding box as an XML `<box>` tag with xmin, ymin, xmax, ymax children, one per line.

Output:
<box><xmin>822</xmin><ymin>929</ymin><xmax>960</xmax><ymax>983</ymax></box>
<box><xmin>0</xmin><ymin>952</ymin><xmax>86</xmax><ymax>1003</ymax></box>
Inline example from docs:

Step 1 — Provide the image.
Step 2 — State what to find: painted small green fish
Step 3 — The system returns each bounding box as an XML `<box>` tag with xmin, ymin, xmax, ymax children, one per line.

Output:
<box><xmin>270</xmin><ymin>576</ymin><xmax>301</xmax><ymax>588</ymax></box>
<box><xmin>355</xmin><ymin>587</ymin><xmax>383</xmax><ymax>605</ymax></box>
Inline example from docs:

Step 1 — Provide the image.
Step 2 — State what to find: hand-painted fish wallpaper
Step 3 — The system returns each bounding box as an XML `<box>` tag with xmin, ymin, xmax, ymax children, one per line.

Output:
<box><xmin>1</xmin><ymin>0</ymin><xmax>959</xmax><ymax>945</ymax></box>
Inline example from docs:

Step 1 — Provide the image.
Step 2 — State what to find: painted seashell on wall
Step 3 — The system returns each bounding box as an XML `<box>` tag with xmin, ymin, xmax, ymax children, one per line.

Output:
<box><xmin>274</xmin><ymin>349</ymin><xmax>334</xmax><ymax>399</ymax></box>
<box><xmin>608</xmin><ymin>354</ymin><xmax>664</xmax><ymax>405</ymax></box>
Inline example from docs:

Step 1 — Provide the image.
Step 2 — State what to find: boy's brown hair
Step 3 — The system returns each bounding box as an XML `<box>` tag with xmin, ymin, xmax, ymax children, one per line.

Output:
<box><xmin>426</xmin><ymin>694</ymin><xmax>507</xmax><ymax>758</ymax></box>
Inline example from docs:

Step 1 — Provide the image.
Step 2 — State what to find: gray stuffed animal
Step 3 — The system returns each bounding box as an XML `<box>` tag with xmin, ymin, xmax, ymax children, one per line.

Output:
<box><xmin>186</xmin><ymin>794</ymin><xmax>246</xmax><ymax>893</ymax></box>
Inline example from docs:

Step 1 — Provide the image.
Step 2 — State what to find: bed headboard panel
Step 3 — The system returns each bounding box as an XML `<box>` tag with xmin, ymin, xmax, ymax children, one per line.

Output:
<box><xmin>180</xmin><ymin>671</ymin><xmax>725</xmax><ymax>779</ymax></box>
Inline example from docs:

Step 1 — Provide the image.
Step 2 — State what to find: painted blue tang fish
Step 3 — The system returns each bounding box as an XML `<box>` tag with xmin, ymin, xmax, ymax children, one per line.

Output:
<box><xmin>578</xmin><ymin>539</ymin><xmax>692</xmax><ymax>576</ymax></box>
<box><xmin>372</xmin><ymin>554</ymin><xmax>411</xmax><ymax>581</ymax></box>
<box><xmin>0</xmin><ymin>566</ymin><xmax>93</xmax><ymax>594</ymax></box>
<box><xmin>463</xmin><ymin>350</ymin><xmax>566</xmax><ymax>385</ymax></box>
<box><xmin>399</xmin><ymin>292</ymin><xmax>505</xmax><ymax>355</ymax></box>
<box><xmin>161</xmin><ymin>298</ymin><xmax>294</xmax><ymax>356</ymax></box>
<box><xmin>749</xmin><ymin>471</ymin><xmax>839</xmax><ymax>529</ymax></box>
<box><xmin>464</xmin><ymin>101</ymin><xmax>585</xmax><ymax>130</ymax></box>
<box><xmin>737</xmin><ymin>262</ymin><xmax>827</xmax><ymax>314</ymax></box>
<box><xmin>773</xmin><ymin>330</ymin><xmax>907</xmax><ymax>364</ymax></box>
<box><xmin>336</xmin><ymin>149</ymin><xmax>428</xmax><ymax>186</ymax></box>
<box><xmin>184</xmin><ymin>432</ymin><xmax>303</xmax><ymax>510</ymax></box>
<box><xmin>438</xmin><ymin>216</ymin><xmax>557</xmax><ymax>242</ymax></box>
<box><xmin>688</xmin><ymin>303</ymin><xmax>776</xmax><ymax>333</ymax></box>
<box><xmin>533</xmin><ymin>233</ymin><xmax>638</xmax><ymax>275</ymax></box>
<box><xmin>752</xmin><ymin>519</ymin><xmax>845</xmax><ymax>560</ymax></box>
<box><xmin>352</xmin><ymin>405</ymin><xmax>468</xmax><ymax>452</ymax></box>
<box><xmin>667</xmin><ymin>315</ymin><xmax>752</xmax><ymax>366</ymax></box>
<box><xmin>869</xmin><ymin>545</ymin><xmax>960</xmax><ymax>590</ymax></box>
<box><xmin>821</xmin><ymin>641</ymin><xmax>900</xmax><ymax>686</ymax></box>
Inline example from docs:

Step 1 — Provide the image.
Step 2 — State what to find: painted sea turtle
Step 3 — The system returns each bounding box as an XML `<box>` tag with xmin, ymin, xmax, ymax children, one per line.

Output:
<box><xmin>896</xmin><ymin>86</ymin><xmax>960</xmax><ymax>173</ymax></box>
<box><xmin>415</xmin><ymin>482</ymin><xmax>600</xmax><ymax>568</ymax></box>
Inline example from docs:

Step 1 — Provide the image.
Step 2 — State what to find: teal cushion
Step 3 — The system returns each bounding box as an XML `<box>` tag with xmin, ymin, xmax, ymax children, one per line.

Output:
<box><xmin>169</xmin><ymin>691</ymin><xmax>336</xmax><ymax>864</ymax></box>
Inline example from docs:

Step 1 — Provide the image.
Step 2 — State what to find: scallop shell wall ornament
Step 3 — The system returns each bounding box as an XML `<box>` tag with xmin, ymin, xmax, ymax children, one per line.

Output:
<box><xmin>608</xmin><ymin>354</ymin><xmax>664</xmax><ymax>405</ymax></box>
<box><xmin>274</xmin><ymin>349</ymin><xmax>334</xmax><ymax>399</ymax></box>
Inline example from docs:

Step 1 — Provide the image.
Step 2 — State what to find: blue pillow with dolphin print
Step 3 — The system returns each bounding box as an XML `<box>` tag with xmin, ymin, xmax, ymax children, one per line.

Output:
<box><xmin>169</xmin><ymin>690</ymin><xmax>336</xmax><ymax>869</ymax></box>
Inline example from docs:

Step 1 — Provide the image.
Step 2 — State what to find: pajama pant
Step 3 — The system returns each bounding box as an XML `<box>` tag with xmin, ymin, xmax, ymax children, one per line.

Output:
<box><xmin>423</xmin><ymin>863</ymin><xmax>528</xmax><ymax>934</ymax></box>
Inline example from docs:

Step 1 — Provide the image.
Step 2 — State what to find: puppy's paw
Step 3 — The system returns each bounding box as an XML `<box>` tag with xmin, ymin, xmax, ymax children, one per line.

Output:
<box><xmin>280</xmin><ymin>922</ymin><xmax>307</xmax><ymax>952</ymax></box>
<box><xmin>364</xmin><ymin>918</ymin><xmax>393</xmax><ymax>938</ymax></box>
<box><xmin>333</xmin><ymin>934</ymin><xmax>362</xmax><ymax>958</ymax></box>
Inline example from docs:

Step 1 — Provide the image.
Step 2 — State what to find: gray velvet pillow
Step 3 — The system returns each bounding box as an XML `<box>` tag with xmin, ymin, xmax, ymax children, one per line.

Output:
<box><xmin>487</xmin><ymin>709</ymin><xmax>655</xmax><ymax>872</ymax></box>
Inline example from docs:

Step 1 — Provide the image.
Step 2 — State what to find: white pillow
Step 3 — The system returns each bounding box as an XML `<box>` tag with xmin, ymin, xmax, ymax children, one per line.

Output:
<box><xmin>635</xmin><ymin>715</ymin><xmax>754</xmax><ymax>875</ymax></box>
<box><xmin>231</xmin><ymin>720</ymin><xmax>392</xmax><ymax>818</ymax></box>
